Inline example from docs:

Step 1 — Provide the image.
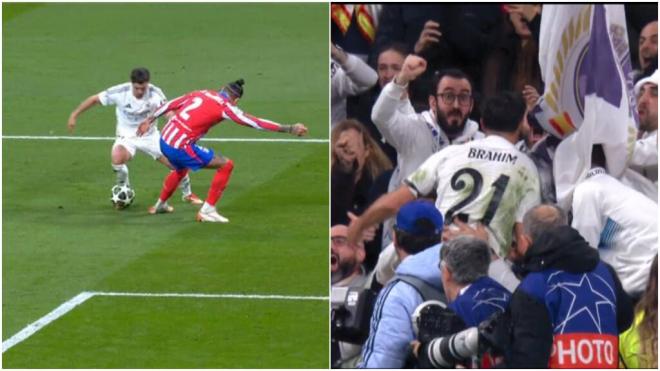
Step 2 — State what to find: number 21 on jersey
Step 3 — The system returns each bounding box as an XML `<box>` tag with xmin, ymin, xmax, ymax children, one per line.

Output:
<box><xmin>444</xmin><ymin>167</ymin><xmax>510</xmax><ymax>226</ymax></box>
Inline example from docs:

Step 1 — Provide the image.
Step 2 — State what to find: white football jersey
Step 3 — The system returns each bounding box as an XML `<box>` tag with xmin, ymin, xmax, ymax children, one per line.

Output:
<box><xmin>98</xmin><ymin>82</ymin><xmax>167</xmax><ymax>138</ymax></box>
<box><xmin>572</xmin><ymin>167</ymin><xmax>658</xmax><ymax>295</ymax></box>
<box><xmin>405</xmin><ymin>135</ymin><xmax>541</xmax><ymax>257</ymax></box>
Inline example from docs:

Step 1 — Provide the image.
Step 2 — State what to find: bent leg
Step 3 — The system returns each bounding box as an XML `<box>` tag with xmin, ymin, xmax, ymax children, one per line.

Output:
<box><xmin>111</xmin><ymin>144</ymin><xmax>133</xmax><ymax>185</ymax></box>
<box><xmin>204</xmin><ymin>155</ymin><xmax>234</xmax><ymax>207</ymax></box>
<box><xmin>159</xmin><ymin>168</ymin><xmax>189</xmax><ymax>203</ymax></box>
<box><xmin>156</xmin><ymin>154</ymin><xmax>196</xmax><ymax>199</ymax></box>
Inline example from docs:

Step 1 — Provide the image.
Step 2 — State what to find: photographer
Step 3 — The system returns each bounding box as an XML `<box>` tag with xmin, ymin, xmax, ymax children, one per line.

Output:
<box><xmin>439</xmin><ymin>236</ymin><xmax>512</xmax><ymax>327</ymax></box>
<box><xmin>505</xmin><ymin>204</ymin><xmax>633</xmax><ymax>368</ymax></box>
<box><xmin>413</xmin><ymin>236</ymin><xmax>512</xmax><ymax>368</ymax></box>
<box><xmin>358</xmin><ymin>200</ymin><xmax>444</xmax><ymax>368</ymax></box>
<box><xmin>412</xmin><ymin>205</ymin><xmax>634</xmax><ymax>368</ymax></box>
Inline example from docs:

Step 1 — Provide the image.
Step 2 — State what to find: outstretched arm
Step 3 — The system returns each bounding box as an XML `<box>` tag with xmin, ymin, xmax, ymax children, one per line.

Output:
<box><xmin>67</xmin><ymin>95</ymin><xmax>101</xmax><ymax>133</ymax></box>
<box><xmin>279</xmin><ymin>123</ymin><xmax>308</xmax><ymax>136</ymax></box>
<box><xmin>347</xmin><ymin>185</ymin><xmax>416</xmax><ymax>246</ymax></box>
<box><xmin>223</xmin><ymin>104</ymin><xmax>308</xmax><ymax>136</ymax></box>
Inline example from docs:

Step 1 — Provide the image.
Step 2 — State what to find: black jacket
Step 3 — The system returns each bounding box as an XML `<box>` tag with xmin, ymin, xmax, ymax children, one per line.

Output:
<box><xmin>504</xmin><ymin>226</ymin><xmax>634</xmax><ymax>368</ymax></box>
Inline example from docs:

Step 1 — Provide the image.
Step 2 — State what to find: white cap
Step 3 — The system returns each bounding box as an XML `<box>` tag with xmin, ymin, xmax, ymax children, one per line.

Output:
<box><xmin>634</xmin><ymin>69</ymin><xmax>659</xmax><ymax>96</ymax></box>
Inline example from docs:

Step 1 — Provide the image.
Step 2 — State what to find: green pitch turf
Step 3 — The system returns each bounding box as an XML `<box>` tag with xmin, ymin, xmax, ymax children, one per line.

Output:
<box><xmin>2</xmin><ymin>3</ymin><xmax>329</xmax><ymax>368</ymax></box>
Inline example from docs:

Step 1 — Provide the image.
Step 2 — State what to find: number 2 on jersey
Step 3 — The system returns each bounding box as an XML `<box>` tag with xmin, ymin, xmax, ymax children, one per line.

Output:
<box><xmin>444</xmin><ymin>167</ymin><xmax>510</xmax><ymax>226</ymax></box>
<box><xmin>179</xmin><ymin>97</ymin><xmax>203</xmax><ymax>120</ymax></box>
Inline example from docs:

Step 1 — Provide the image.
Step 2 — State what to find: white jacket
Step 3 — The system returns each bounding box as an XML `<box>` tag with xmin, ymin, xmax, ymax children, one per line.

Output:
<box><xmin>331</xmin><ymin>54</ymin><xmax>378</xmax><ymax>126</ymax></box>
<box><xmin>630</xmin><ymin>129</ymin><xmax>658</xmax><ymax>183</ymax></box>
<box><xmin>371</xmin><ymin>81</ymin><xmax>484</xmax><ymax>193</ymax></box>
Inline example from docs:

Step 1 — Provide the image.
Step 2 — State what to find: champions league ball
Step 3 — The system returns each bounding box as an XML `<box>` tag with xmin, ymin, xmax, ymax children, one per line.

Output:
<box><xmin>111</xmin><ymin>184</ymin><xmax>135</xmax><ymax>209</ymax></box>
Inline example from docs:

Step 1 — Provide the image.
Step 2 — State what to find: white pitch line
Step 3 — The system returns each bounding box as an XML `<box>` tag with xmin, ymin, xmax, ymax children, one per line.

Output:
<box><xmin>1</xmin><ymin>135</ymin><xmax>327</xmax><ymax>143</ymax></box>
<box><xmin>92</xmin><ymin>291</ymin><xmax>329</xmax><ymax>301</ymax></box>
<box><xmin>2</xmin><ymin>291</ymin><xmax>95</xmax><ymax>353</ymax></box>
<box><xmin>2</xmin><ymin>290</ymin><xmax>328</xmax><ymax>353</ymax></box>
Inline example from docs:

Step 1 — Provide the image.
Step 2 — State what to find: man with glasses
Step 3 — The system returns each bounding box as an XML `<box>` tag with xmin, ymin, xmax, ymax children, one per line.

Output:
<box><xmin>331</xmin><ymin>224</ymin><xmax>369</xmax><ymax>288</ymax></box>
<box><xmin>370</xmin><ymin>55</ymin><xmax>484</xmax><ymax>257</ymax></box>
<box><xmin>330</xmin><ymin>224</ymin><xmax>370</xmax><ymax>368</ymax></box>
<box><xmin>371</xmin><ymin>55</ymin><xmax>484</xmax><ymax>196</ymax></box>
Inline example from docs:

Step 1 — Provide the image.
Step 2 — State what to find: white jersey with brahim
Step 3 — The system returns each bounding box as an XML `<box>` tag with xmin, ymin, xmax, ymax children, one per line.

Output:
<box><xmin>405</xmin><ymin>135</ymin><xmax>541</xmax><ymax>257</ymax></box>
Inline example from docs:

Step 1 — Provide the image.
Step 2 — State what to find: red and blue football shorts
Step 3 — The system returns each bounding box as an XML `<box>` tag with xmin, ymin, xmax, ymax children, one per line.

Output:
<box><xmin>160</xmin><ymin>138</ymin><xmax>215</xmax><ymax>171</ymax></box>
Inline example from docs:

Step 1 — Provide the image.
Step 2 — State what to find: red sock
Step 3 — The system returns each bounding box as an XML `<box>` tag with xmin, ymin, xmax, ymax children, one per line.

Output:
<box><xmin>159</xmin><ymin>169</ymin><xmax>189</xmax><ymax>202</ymax></box>
<box><xmin>206</xmin><ymin>160</ymin><xmax>234</xmax><ymax>206</ymax></box>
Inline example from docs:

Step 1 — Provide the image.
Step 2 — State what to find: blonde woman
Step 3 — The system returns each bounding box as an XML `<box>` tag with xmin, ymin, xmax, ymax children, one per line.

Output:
<box><xmin>332</xmin><ymin>119</ymin><xmax>392</xmax><ymax>270</ymax></box>
<box><xmin>620</xmin><ymin>254</ymin><xmax>658</xmax><ymax>368</ymax></box>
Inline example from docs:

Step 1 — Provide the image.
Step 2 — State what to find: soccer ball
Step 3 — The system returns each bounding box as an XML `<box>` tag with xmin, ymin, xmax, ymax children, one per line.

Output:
<box><xmin>111</xmin><ymin>184</ymin><xmax>135</xmax><ymax>209</ymax></box>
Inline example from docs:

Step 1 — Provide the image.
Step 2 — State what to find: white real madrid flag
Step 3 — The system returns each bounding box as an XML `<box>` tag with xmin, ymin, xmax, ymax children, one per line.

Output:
<box><xmin>532</xmin><ymin>4</ymin><xmax>638</xmax><ymax>209</ymax></box>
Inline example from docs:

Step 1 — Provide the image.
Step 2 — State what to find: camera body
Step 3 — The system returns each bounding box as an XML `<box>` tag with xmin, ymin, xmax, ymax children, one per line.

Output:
<box><xmin>331</xmin><ymin>286</ymin><xmax>377</xmax><ymax>344</ymax></box>
<box><xmin>413</xmin><ymin>301</ymin><xmax>510</xmax><ymax>368</ymax></box>
<box><xmin>412</xmin><ymin>300</ymin><xmax>467</xmax><ymax>343</ymax></box>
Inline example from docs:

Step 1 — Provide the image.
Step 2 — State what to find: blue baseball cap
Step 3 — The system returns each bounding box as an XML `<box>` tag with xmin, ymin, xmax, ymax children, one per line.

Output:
<box><xmin>395</xmin><ymin>200</ymin><xmax>444</xmax><ymax>236</ymax></box>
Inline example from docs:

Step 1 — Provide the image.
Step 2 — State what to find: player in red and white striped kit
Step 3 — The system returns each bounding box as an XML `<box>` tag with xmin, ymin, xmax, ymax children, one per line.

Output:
<box><xmin>137</xmin><ymin>79</ymin><xmax>308</xmax><ymax>222</ymax></box>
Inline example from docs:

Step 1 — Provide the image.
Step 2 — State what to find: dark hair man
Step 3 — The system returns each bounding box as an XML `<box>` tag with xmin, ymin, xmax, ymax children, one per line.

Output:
<box><xmin>349</xmin><ymin>91</ymin><xmax>540</xmax><ymax>286</ymax></box>
<box><xmin>137</xmin><ymin>79</ymin><xmax>307</xmax><ymax>222</ymax></box>
<box><xmin>358</xmin><ymin>200</ymin><xmax>444</xmax><ymax>368</ymax></box>
<box><xmin>67</xmin><ymin>67</ymin><xmax>202</xmax><ymax>207</ymax></box>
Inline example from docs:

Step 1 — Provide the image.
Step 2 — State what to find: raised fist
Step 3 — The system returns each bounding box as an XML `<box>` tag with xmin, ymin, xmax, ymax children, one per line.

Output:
<box><xmin>396</xmin><ymin>55</ymin><xmax>428</xmax><ymax>85</ymax></box>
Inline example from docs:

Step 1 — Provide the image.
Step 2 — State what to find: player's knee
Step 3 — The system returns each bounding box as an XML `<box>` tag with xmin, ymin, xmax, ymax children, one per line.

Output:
<box><xmin>222</xmin><ymin>159</ymin><xmax>234</xmax><ymax>172</ymax></box>
<box><xmin>111</xmin><ymin>152</ymin><xmax>130</xmax><ymax>165</ymax></box>
<box><xmin>111</xmin><ymin>157</ymin><xmax>126</xmax><ymax>166</ymax></box>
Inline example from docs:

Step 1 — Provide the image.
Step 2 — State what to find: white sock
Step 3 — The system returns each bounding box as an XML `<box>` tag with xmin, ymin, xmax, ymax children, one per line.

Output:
<box><xmin>179</xmin><ymin>174</ymin><xmax>192</xmax><ymax>196</ymax></box>
<box><xmin>112</xmin><ymin>164</ymin><xmax>129</xmax><ymax>185</ymax></box>
<box><xmin>201</xmin><ymin>202</ymin><xmax>215</xmax><ymax>213</ymax></box>
<box><xmin>155</xmin><ymin>199</ymin><xmax>166</xmax><ymax>208</ymax></box>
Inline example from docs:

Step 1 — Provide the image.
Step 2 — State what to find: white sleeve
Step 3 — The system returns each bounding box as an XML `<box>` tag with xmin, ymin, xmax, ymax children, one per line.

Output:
<box><xmin>151</xmin><ymin>86</ymin><xmax>168</xmax><ymax>105</ymax></box>
<box><xmin>331</xmin><ymin>56</ymin><xmax>378</xmax><ymax>102</ymax></box>
<box><xmin>404</xmin><ymin>151</ymin><xmax>444</xmax><ymax>198</ymax></box>
<box><xmin>630</xmin><ymin>131</ymin><xmax>658</xmax><ymax>167</ymax></box>
<box><xmin>571</xmin><ymin>181</ymin><xmax>603</xmax><ymax>248</ymax></box>
<box><xmin>371</xmin><ymin>81</ymin><xmax>419</xmax><ymax>150</ymax></box>
<box><xmin>97</xmin><ymin>83</ymin><xmax>126</xmax><ymax>106</ymax></box>
<box><xmin>339</xmin><ymin>54</ymin><xmax>378</xmax><ymax>94</ymax></box>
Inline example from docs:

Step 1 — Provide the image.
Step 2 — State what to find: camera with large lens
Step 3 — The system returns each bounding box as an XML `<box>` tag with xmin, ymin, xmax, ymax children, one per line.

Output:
<box><xmin>413</xmin><ymin>302</ymin><xmax>509</xmax><ymax>368</ymax></box>
<box><xmin>331</xmin><ymin>286</ymin><xmax>377</xmax><ymax>344</ymax></box>
<box><xmin>422</xmin><ymin>327</ymin><xmax>481</xmax><ymax>368</ymax></box>
<box><xmin>412</xmin><ymin>300</ymin><xmax>467</xmax><ymax>343</ymax></box>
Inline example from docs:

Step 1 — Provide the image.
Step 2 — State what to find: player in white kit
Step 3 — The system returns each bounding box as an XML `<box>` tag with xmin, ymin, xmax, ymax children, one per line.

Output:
<box><xmin>572</xmin><ymin>145</ymin><xmax>658</xmax><ymax>297</ymax></box>
<box><xmin>67</xmin><ymin>67</ymin><xmax>202</xmax><ymax>206</ymax></box>
<box><xmin>348</xmin><ymin>92</ymin><xmax>540</xmax><ymax>290</ymax></box>
<box><xmin>349</xmin><ymin>92</ymin><xmax>540</xmax><ymax>255</ymax></box>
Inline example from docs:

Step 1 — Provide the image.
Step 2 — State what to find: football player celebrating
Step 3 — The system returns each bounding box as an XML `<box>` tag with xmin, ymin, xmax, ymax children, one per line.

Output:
<box><xmin>67</xmin><ymin>67</ymin><xmax>203</xmax><ymax>207</ymax></box>
<box><xmin>348</xmin><ymin>92</ymin><xmax>541</xmax><ymax>289</ymax></box>
<box><xmin>137</xmin><ymin>79</ymin><xmax>308</xmax><ymax>222</ymax></box>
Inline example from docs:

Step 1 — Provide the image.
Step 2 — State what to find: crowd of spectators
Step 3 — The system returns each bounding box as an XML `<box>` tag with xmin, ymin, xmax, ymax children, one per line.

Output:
<box><xmin>331</xmin><ymin>3</ymin><xmax>657</xmax><ymax>369</ymax></box>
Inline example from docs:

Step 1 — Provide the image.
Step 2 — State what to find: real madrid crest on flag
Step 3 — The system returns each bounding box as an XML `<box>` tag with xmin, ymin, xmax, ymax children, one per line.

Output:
<box><xmin>533</xmin><ymin>5</ymin><xmax>639</xmax><ymax>209</ymax></box>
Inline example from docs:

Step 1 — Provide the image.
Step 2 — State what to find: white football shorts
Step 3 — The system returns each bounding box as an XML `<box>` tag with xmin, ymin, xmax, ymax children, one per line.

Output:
<box><xmin>112</xmin><ymin>130</ymin><xmax>162</xmax><ymax>160</ymax></box>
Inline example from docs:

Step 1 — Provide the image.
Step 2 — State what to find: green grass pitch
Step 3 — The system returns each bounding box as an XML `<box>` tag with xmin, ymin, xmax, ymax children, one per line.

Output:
<box><xmin>2</xmin><ymin>3</ymin><xmax>329</xmax><ymax>368</ymax></box>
